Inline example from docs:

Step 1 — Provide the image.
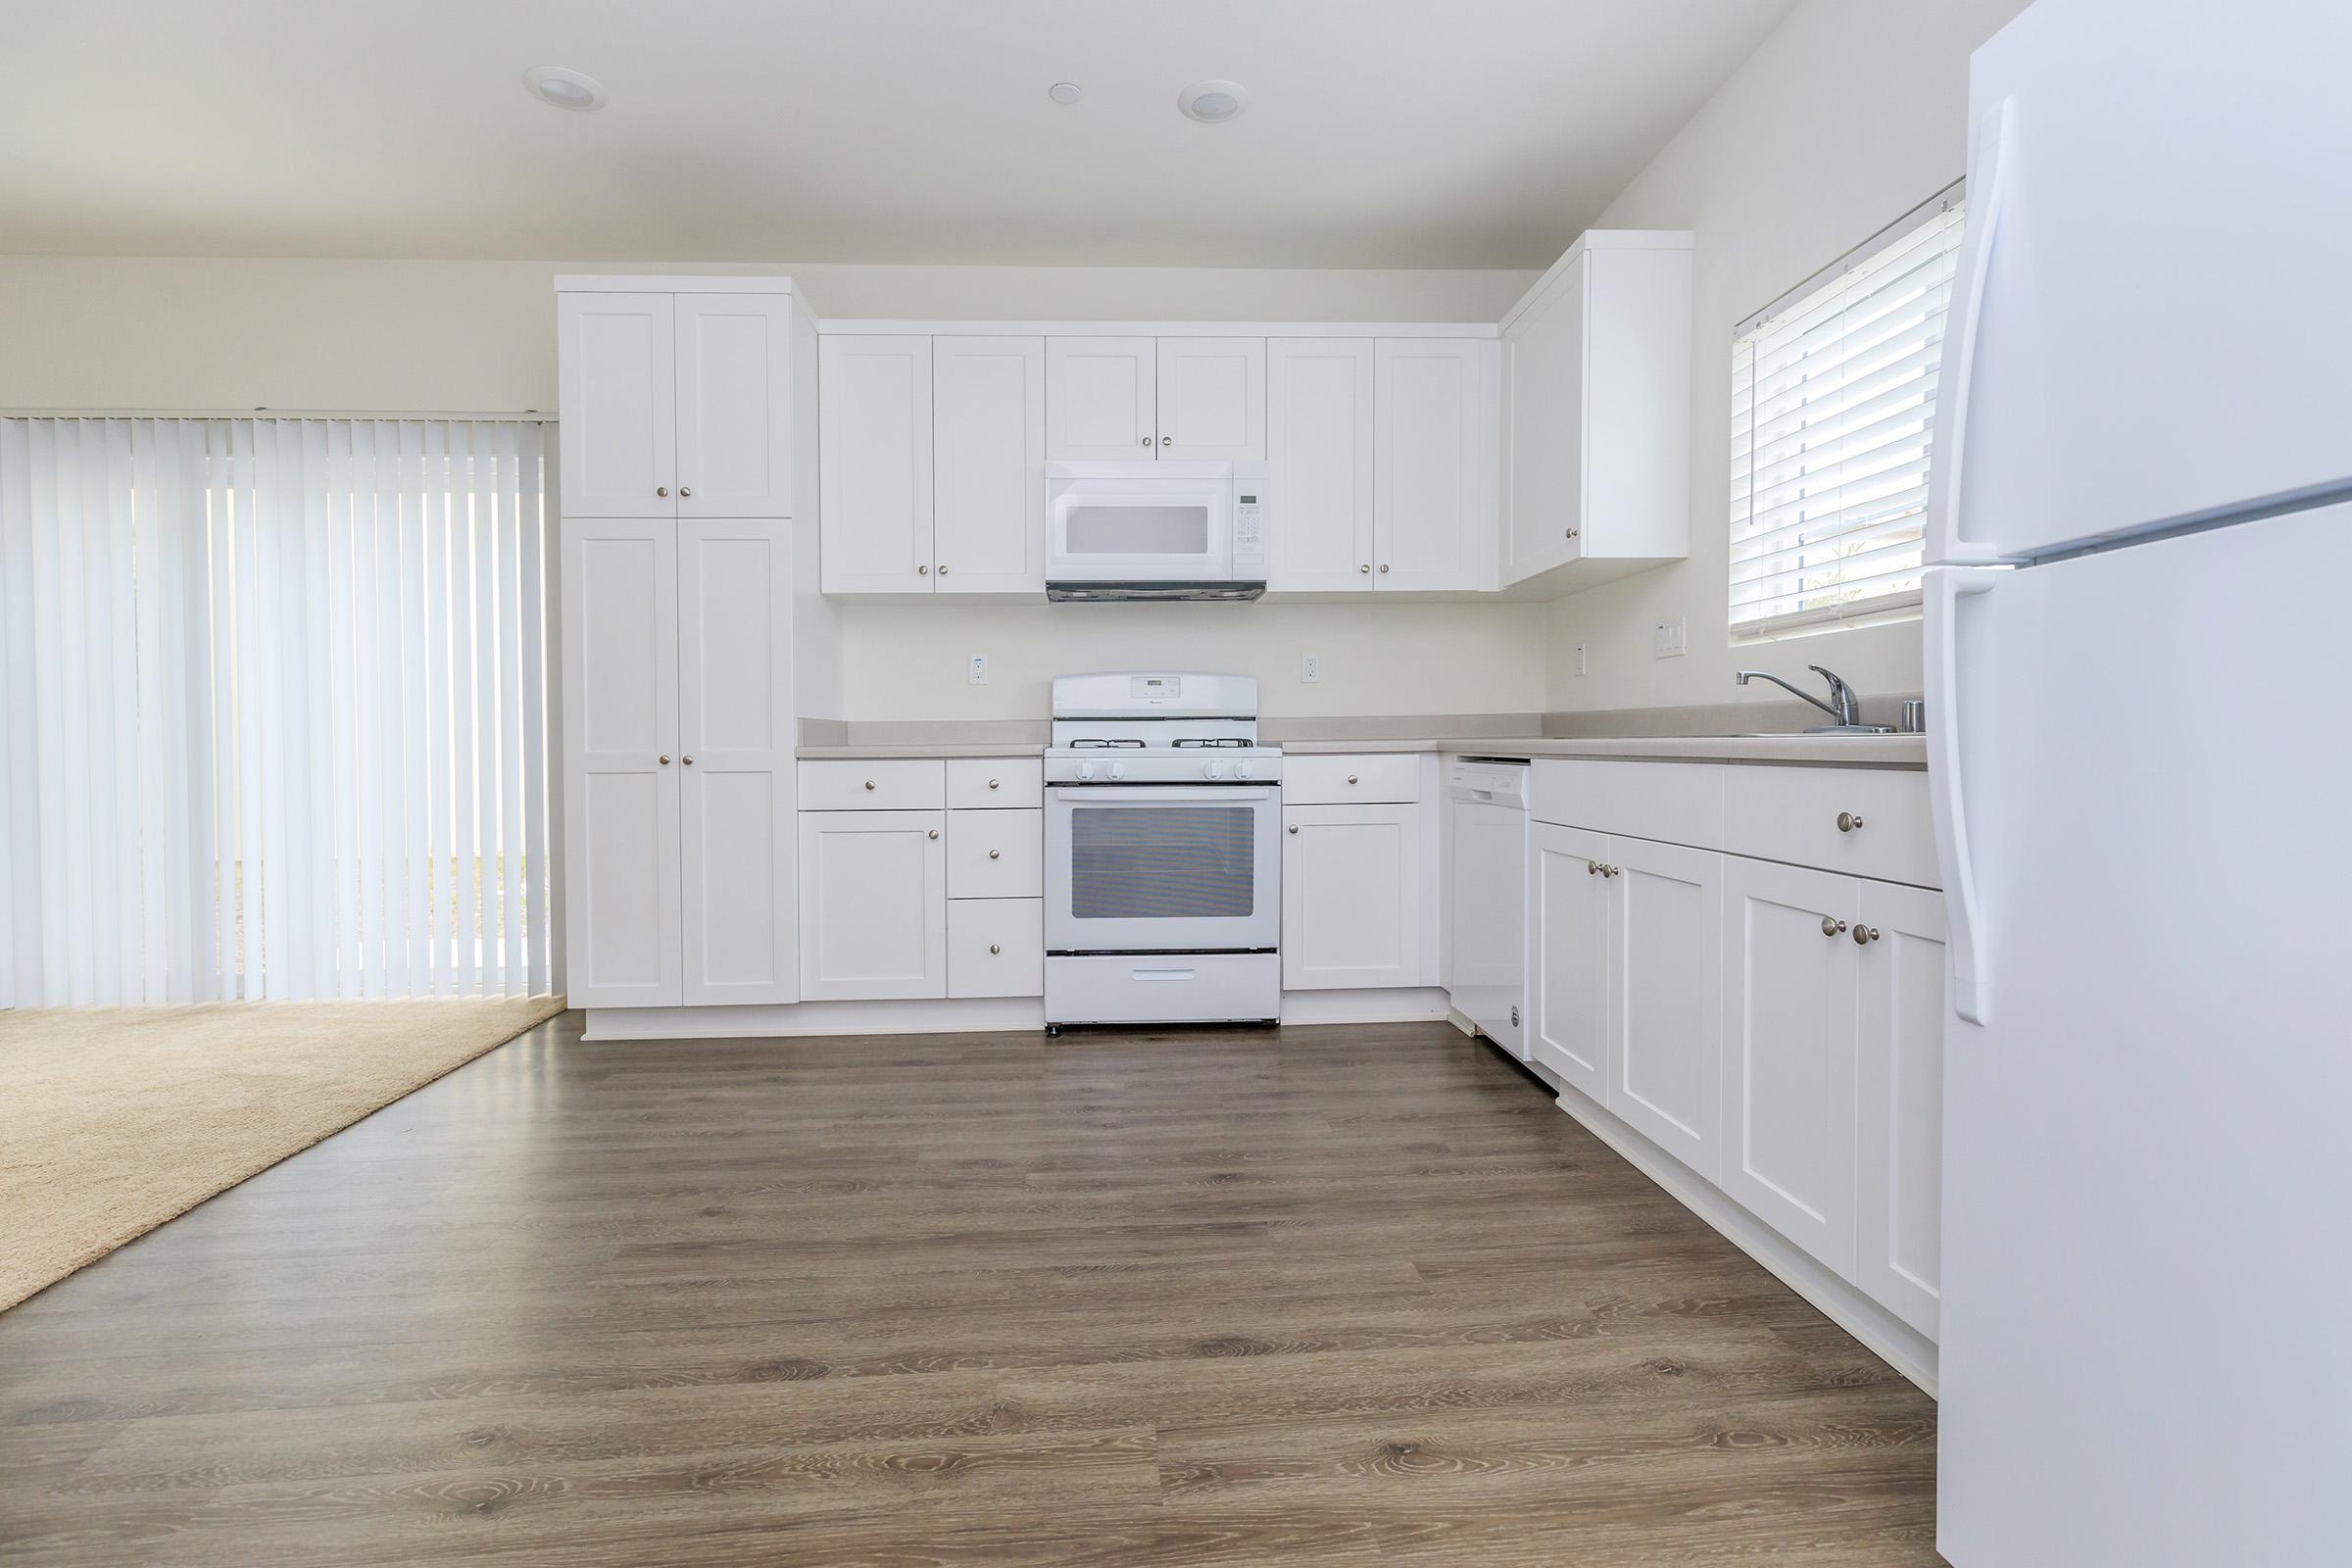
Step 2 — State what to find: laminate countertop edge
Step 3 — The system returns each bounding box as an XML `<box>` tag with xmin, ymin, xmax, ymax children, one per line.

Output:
<box><xmin>796</xmin><ymin>736</ymin><xmax>1927</xmax><ymax>768</ymax></box>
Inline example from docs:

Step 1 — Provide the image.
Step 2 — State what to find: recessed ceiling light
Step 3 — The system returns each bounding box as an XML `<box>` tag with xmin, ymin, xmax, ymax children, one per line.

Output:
<box><xmin>523</xmin><ymin>66</ymin><xmax>607</xmax><ymax>112</ymax></box>
<box><xmin>1177</xmin><ymin>79</ymin><xmax>1249</xmax><ymax>124</ymax></box>
<box><xmin>1049</xmin><ymin>81</ymin><xmax>1084</xmax><ymax>106</ymax></box>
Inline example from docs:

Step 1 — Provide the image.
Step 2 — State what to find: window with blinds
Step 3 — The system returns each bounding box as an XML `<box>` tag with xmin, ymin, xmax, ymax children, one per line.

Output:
<box><xmin>1729</xmin><ymin>185</ymin><xmax>1964</xmax><ymax>638</ymax></box>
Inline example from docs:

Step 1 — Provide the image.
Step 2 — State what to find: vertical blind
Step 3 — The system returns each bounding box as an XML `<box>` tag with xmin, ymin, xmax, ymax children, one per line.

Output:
<box><xmin>1729</xmin><ymin>186</ymin><xmax>1965</xmax><ymax>637</ymax></box>
<box><xmin>0</xmin><ymin>417</ymin><xmax>561</xmax><ymax>1007</ymax></box>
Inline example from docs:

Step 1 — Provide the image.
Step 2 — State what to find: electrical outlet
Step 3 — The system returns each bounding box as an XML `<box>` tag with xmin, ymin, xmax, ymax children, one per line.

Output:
<box><xmin>1299</xmin><ymin>652</ymin><xmax>1322</xmax><ymax>684</ymax></box>
<box><xmin>967</xmin><ymin>654</ymin><xmax>988</xmax><ymax>685</ymax></box>
<box><xmin>1574</xmin><ymin>643</ymin><xmax>1588</xmax><ymax>677</ymax></box>
<box><xmin>1651</xmin><ymin>616</ymin><xmax>1687</xmax><ymax>660</ymax></box>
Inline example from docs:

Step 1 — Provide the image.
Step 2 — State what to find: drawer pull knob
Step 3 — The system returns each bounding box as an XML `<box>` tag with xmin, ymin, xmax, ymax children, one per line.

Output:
<box><xmin>988</xmin><ymin>848</ymin><xmax>1002</xmax><ymax>859</ymax></box>
<box><xmin>1821</xmin><ymin>914</ymin><xmax>1847</xmax><ymax>937</ymax></box>
<box><xmin>988</xmin><ymin>778</ymin><xmax>1000</xmax><ymax>790</ymax></box>
<box><xmin>928</xmin><ymin>828</ymin><xmax>940</xmax><ymax>840</ymax></box>
<box><xmin>1287</xmin><ymin>824</ymin><xmax>1298</xmax><ymax>834</ymax></box>
<box><xmin>1348</xmin><ymin>773</ymin><xmax>1359</xmax><ymax>784</ymax></box>
<box><xmin>1854</xmin><ymin>924</ymin><xmax>1882</xmax><ymax>946</ymax></box>
<box><xmin>864</xmin><ymin>779</ymin><xmax>876</xmax><ymax>790</ymax></box>
<box><xmin>990</xmin><ymin>943</ymin><xmax>1002</xmax><ymax>955</ymax></box>
<box><xmin>1838</xmin><ymin>810</ymin><xmax>1864</xmax><ymax>832</ymax></box>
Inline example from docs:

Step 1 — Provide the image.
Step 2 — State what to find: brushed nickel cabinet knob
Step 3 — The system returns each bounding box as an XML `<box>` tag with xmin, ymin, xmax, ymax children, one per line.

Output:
<box><xmin>1160</xmin><ymin>435</ymin><xmax>1172</xmax><ymax>447</ymax></box>
<box><xmin>1822</xmin><ymin>915</ymin><xmax>1847</xmax><ymax>937</ymax></box>
<box><xmin>927</xmin><ymin>828</ymin><xmax>940</xmax><ymax>840</ymax></box>
<box><xmin>988</xmin><ymin>778</ymin><xmax>1001</xmax><ymax>790</ymax></box>
<box><xmin>1378</xmin><ymin>564</ymin><xmax>1390</xmax><ymax>573</ymax></box>
<box><xmin>918</xmin><ymin>564</ymin><xmax>930</xmax><ymax>574</ymax></box>
<box><xmin>1588</xmin><ymin>861</ymin><xmax>1600</xmax><ymax>875</ymax></box>
<box><xmin>682</xmin><ymin>756</ymin><xmax>694</xmax><ymax>765</ymax></box>
<box><xmin>1347</xmin><ymin>773</ymin><xmax>1359</xmax><ymax>784</ymax></box>
<box><xmin>657</xmin><ymin>485</ymin><xmax>669</xmax><ymax>497</ymax></box>
<box><xmin>863</xmin><ymin>779</ymin><xmax>876</xmax><ymax>790</ymax></box>
<box><xmin>1360</xmin><ymin>564</ymin><xmax>1371</xmax><ymax>573</ymax></box>
<box><xmin>1287</xmin><ymin>824</ymin><xmax>1298</xmax><ymax>834</ymax></box>
<box><xmin>989</xmin><ymin>943</ymin><xmax>1002</xmax><ymax>955</ymax></box>
<box><xmin>678</xmin><ymin>485</ymin><xmax>692</xmax><ymax>497</ymax></box>
<box><xmin>937</xmin><ymin>565</ymin><xmax>949</xmax><ymax>575</ymax></box>
<box><xmin>658</xmin><ymin>755</ymin><xmax>670</xmax><ymax>765</ymax></box>
<box><xmin>1838</xmin><ymin>811</ymin><xmax>1864</xmax><ymax>833</ymax></box>
<box><xmin>988</xmin><ymin>848</ymin><xmax>1001</xmax><ymax>859</ymax></box>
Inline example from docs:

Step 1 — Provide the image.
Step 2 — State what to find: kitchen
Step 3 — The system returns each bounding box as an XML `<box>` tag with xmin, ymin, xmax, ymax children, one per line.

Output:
<box><xmin>2</xmin><ymin>0</ymin><xmax>2345</xmax><ymax>1564</ymax></box>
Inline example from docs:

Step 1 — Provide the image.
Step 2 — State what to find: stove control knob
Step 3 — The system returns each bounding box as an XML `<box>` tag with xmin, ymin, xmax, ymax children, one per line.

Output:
<box><xmin>1109</xmin><ymin>760</ymin><xmax>1128</xmax><ymax>780</ymax></box>
<box><xmin>1235</xmin><ymin>760</ymin><xmax>1252</xmax><ymax>779</ymax></box>
<box><xmin>1203</xmin><ymin>760</ymin><xmax>1225</xmax><ymax>779</ymax></box>
<box><xmin>1078</xmin><ymin>760</ymin><xmax>1096</xmax><ymax>781</ymax></box>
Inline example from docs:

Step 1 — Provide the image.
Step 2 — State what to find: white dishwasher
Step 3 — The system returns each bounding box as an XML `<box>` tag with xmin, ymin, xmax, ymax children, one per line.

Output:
<box><xmin>1446</xmin><ymin>758</ymin><xmax>1531</xmax><ymax>1059</ymax></box>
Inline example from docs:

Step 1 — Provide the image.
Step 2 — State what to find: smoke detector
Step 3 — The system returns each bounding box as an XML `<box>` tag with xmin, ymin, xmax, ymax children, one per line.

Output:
<box><xmin>1177</xmin><ymin>79</ymin><xmax>1250</xmax><ymax>124</ymax></box>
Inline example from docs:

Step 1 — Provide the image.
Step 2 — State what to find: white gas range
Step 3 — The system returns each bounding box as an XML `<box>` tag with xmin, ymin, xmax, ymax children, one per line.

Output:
<box><xmin>1042</xmin><ymin>672</ymin><xmax>1284</xmax><ymax>1032</ymax></box>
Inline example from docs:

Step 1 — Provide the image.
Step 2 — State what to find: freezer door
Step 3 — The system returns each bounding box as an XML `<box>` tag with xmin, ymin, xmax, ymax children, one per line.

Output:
<box><xmin>1930</xmin><ymin>0</ymin><xmax>2352</xmax><ymax>565</ymax></box>
<box><xmin>1931</xmin><ymin>503</ymin><xmax>2352</xmax><ymax>1566</ymax></box>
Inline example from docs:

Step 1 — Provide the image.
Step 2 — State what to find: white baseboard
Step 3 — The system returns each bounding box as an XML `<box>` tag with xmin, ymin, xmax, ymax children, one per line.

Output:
<box><xmin>583</xmin><ymin>997</ymin><xmax>1046</xmax><ymax>1041</ymax></box>
<box><xmin>1278</xmin><ymin>986</ymin><xmax>1451</xmax><ymax>1025</ymax></box>
<box><xmin>1552</xmin><ymin>1079</ymin><xmax>1939</xmax><ymax>1397</ymax></box>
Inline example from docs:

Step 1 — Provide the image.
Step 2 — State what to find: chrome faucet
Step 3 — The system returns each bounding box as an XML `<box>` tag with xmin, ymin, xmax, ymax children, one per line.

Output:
<box><xmin>1737</xmin><ymin>664</ymin><xmax>1866</xmax><ymax>728</ymax></box>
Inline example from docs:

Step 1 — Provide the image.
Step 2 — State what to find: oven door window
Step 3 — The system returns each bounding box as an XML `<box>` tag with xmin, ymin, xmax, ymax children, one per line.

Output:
<box><xmin>1069</xmin><ymin>805</ymin><xmax>1256</xmax><ymax>918</ymax></box>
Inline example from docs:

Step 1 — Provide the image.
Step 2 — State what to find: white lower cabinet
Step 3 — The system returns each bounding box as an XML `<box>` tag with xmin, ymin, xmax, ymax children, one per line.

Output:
<box><xmin>1606</xmin><ymin>836</ymin><xmax>1722</xmax><ymax>1182</ymax></box>
<box><xmin>1853</xmin><ymin>879</ymin><xmax>1948</xmax><ymax>1338</ymax></box>
<box><xmin>1281</xmin><ymin>803</ymin><xmax>1420</xmax><ymax>990</ymax></box>
<box><xmin>797</xmin><ymin>809</ymin><xmax>947</xmax><ymax>1000</ymax></box>
<box><xmin>949</xmin><ymin>898</ymin><xmax>1045</xmax><ymax>999</ymax></box>
<box><xmin>1530</xmin><ymin>823</ymin><xmax>1610</xmax><ymax>1100</ymax></box>
<box><xmin>1721</xmin><ymin>857</ymin><xmax>1861</xmax><ymax>1275</ymax></box>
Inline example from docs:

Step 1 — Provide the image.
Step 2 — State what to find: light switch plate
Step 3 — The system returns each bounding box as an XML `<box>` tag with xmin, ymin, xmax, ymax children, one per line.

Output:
<box><xmin>1299</xmin><ymin>652</ymin><xmax>1322</xmax><ymax>684</ymax></box>
<box><xmin>967</xmin><ymin>654</ymin><xmax>989</xmax><ymax>685</ymax></box>
<box><xmin>1574</xmin><ymin>643</ymin><xmax>1588</xmax><ymax>677</ymax></box>
<box><xmin>1651</xmin><ymin>616</ymin><xmax>1687</xmax><ymax>659</ymax></box>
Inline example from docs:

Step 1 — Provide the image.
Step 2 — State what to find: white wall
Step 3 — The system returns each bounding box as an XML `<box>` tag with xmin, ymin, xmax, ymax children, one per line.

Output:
<box><xmin>0</xmin><ymin>254</ymin><xmax>1544</xmax><ymax>722</ymax></box>
<box><xmin>1544</xmin><ymin>0</ymin><xmax>2029</xmax><ymax>711</ymax></box>
<box><xmin>842</xmin><ymin>600</ymin><xmax>1548</xmax><ymax>721</ymax></box>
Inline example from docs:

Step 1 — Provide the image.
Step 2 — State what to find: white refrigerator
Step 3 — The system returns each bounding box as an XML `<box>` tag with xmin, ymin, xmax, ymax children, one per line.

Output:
<box><xmin>1929</xmin><ymin>2</ymin><xmax>2352</xmax><ymax>1564</ymax></box>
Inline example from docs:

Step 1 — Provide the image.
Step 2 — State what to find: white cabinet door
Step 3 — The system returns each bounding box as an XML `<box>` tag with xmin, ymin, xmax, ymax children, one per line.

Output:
<box><xmin>1265</xmin><ymin>338</ymin><xmax>1374</xmax><ymax>593</ymax></box>
<box><xmin>1853</xmin><ymin>878</ymin><xmax>1946</xmax><ymax>1338</ymax></box>
<box><xmin>818</xmin><ymin>335</ymin><xmax>933</xmax><ymax>593</ymax></box>
<box><xmin>676</xmin><ymin>519</ymin><xmax>794</xmax><ymax>1006</ymax></box>
<box><xmin>559</xmin><ymin>519</ymin><xmax>680</xmax><ymax>1007</ymax></box>
<box><xmin>1530</xmin><ymin>822</ymin><xmax>1609</xmax><ymax>1101</ymax></box>
<box><xmin>1501</xmin><ymin>255</ymin><xmax>1586</xmax><ymax>583</ymax></box>
<box><xmin>557</xmin><ymin>292</ymin><xmax>675</xmax><ymax>517</ymax></box>
<box><xmin>1374</xmin><ymin>338</ymin><xmax>1494</xmax><ymax>591</ymax></box>
<box><xmin>1609</xmin><ymin>835</ymin><xmax>1723</xmax><ymax>1180</ymax></box>
<box><xmin>1046</xmin><ymin>336</ymin><xmax>1156</xmax><ymax>460</ymax></box>
<box><xmin>1282</xmin><ymin>803</ymin><xmax>1420</xmax><ymax>990</ymax></box>
<box><xmin>796</xmin><ymin>810</ymin><xmax>948</xmax><ymax>1000</ymax></box>
<box><xmin>674</xmin><ymin>294</ymin><xmax>794</xmax><ymax>519</ymax></box>
<box><xmin>1156</xmin><ymin>336</ymin><xmax>1265</xmax><ymax>460</ymax></box>
<box><xmin>1720</xmin><ymin>856</ymin><xmax>1858</xmax><ymax>1274</ymax></box>
<box><xmin>932</xmin><ymin>336</ymin><xmax>1046</xmax><ymax>593</ymax></box>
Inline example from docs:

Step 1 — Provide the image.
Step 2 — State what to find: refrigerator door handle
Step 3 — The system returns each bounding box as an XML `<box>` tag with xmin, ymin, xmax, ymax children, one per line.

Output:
<box><xmin>1927</xmin><ymin>95</ymin><xmax>2016</xmax><ymax>569</ymax></box>
<box><xmin>1927</xmin><ymin>564</ymin><xmax>2003</xmax><ymax>1023</ymax></box>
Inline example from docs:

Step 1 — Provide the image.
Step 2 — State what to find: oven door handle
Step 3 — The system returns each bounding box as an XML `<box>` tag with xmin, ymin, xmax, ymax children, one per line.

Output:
<box><xmin>1051</xmin><ymin>787</ymin><xmax>1276</xmax><ymax>804</ymax></box>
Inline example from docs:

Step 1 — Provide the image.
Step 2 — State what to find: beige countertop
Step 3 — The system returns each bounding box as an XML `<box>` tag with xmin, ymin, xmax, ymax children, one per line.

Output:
<box><xmin>795</xmin><ymin>734</ymin><xmax>1925</xmax><ymax>767</ymax></box>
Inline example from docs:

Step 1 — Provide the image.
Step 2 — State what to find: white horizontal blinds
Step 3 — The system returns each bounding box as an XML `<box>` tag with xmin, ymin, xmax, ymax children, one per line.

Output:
<box><xmin>0</xmin><ymin>416</ymin><xmax>556</xmax><ymax>1007</ymax></box>
<box><xmin>1730</xmin><ymin>191</ymin><xmax>1965</xmax><ymax>637</ymax></box>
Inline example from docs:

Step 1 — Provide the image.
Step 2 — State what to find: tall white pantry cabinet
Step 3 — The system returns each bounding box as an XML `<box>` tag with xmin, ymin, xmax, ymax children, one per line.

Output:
<box><xmin>556</xmin><ymin>276</ymin><xmax>818</xmax><ymax>1011</ymax></box>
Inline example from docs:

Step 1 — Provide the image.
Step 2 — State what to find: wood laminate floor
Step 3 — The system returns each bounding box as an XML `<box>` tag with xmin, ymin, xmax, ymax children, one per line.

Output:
<box><xmin>0</xmin><ymin>1014</ymin><xmax>1941</xmax><ymax>1566</ymax></box>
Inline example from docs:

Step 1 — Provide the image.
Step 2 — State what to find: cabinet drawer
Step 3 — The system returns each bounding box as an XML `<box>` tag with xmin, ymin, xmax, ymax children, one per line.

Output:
<box><xmin>948</xmin><ymin>808</ymin><xmax>1043</xmax><ymax>899</ymax></box>
<box><xmin>947</xmin><ymin>758</ymin><xmax>1044</xmax><ymax>809</ymax></box>
<box><xmin>1284</xmin><ymin>754</ymin><xmax>1420</xmax><ymax>805</ymax></box>
<box><xmin>1531</xmin><ymin>759</ymin><xmax>1724</xmax><ymax>849</ymax></box>
<box><xmin>949</xmin><ymin>899</ymin><xmax>1044</xmax><ymax>999</ymax></box>
<box><xmin>797</xmin><ymin>759</ymin><xmax>946</xmax><ymax>811</ymax></box>
<box><xmin>1725</xmin><ymin>766</ymin><xmax>1937</xmax><ymax>888</ymax></box>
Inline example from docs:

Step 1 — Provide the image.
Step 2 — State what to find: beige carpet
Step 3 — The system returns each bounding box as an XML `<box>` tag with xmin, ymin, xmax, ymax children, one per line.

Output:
<box><xmin>0</xmin><ymin>995</ymin><xmax>564</xmax><ymax>1309</ymax></box>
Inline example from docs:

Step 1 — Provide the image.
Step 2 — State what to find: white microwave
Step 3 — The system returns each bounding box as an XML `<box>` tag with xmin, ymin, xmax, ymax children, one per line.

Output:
<box><xmin>1045</xmin><ymin>461</ymin><xmax>1269</xmax><ymax>601</ymax></box>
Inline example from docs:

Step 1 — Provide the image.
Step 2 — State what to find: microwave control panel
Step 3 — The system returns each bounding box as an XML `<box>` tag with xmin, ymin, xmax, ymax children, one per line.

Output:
<box><xmin>1233</xmin><ymin>488</ymin><xmax>1266</xmax><ymax>572</ymax></box>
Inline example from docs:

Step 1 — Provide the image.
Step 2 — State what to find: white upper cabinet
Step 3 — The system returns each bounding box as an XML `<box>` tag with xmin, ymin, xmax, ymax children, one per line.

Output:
<box><xmin>1156</xmin><ymin>337</ymin><xmax>1266</xmax><ymax>460</ymax></box>
<box><xmin>1500</xmin><ymin>232</ymin><xmax>1691</xmax><ymax>591</ymax></box>
<box><xmin>676</xmin><ymin>519</ymin><xmax>795</xmax><ymax>1006</ymax></box>
<box><xmin>557</xmin><ymin>283</ymin><xmax>801</xmax><ymax>518</ymax></box>
<box><xmin>558</xmin><ymin>292</ymin><xmax>676</xmax><ymax>517</ymax></box>
<box><xmin>1374</xmin><ymin>338</ymin><xmax>1495</xmax><ymax>592</ymax></box>
<box><xmin>1266</xmin><ymin>338</ymin><xmax>1375</xmax><ymax>592</ymax></box>
<box><xmin>932</xmin><ymin>336</ymin><xmax>1047</xmax><ymax>593</ymax></box>
<box><xmin>1047</xmin><ymin>336</ymin><xmax>1157</xmax><ymax>459</ymax></box>
<box><xmin>819</xmin><ymin>334</ymin><xmax>934</xmax><ymax>594</ymax></box>
<box><xmin>673</xmin><ymin>294</ymin><xmax>796</xmax><ymax>518</ymax></box>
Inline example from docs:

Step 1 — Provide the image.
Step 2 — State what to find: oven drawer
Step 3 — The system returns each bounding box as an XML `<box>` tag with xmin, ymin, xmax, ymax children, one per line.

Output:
<box><xmin>1285</xmin><ymin>754</ymin><xmax>1420</xmax><ymax>805</ymax></box>
<box><xmin>1044</xmin><ymin>952</ymin><xmax>1281</xmax><ymax>1025</ymax></box>
<box><xmin>799</xmin><ymin>759</ymin><xmax>946</xmax><ymax>811</ymax></box>
<box><xmin>949</xmin><ymin>808</ymin><xmax>1043</xmax><ymax>899</ymax></box>
<box><xmin>948</xmin><ymin>758</ymin><xmax>1044</xmax><ymax>809</ymax></box>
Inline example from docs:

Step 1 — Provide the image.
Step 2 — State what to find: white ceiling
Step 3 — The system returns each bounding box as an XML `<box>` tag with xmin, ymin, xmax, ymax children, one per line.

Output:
<box><xmin>0</xmin><ymin>0</ymin><xmax>1797</xmax><ymax>269</ymax></box>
